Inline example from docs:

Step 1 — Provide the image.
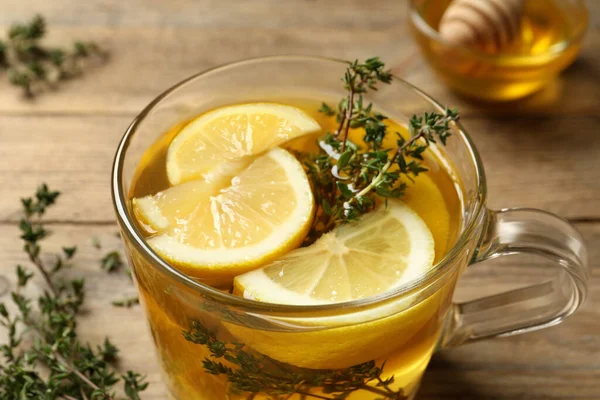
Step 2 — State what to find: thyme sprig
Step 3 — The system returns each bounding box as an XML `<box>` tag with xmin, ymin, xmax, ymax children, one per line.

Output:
<box><xmin>111</xmin><ymin>296</ymin><xmax>140</xmax><ymax>308</ymax></box>
<box><xmin>0</xmin><ymin>184</ymin><xmax>148</xmax><ymax>399</ymax></box>
<box><xmin>101</xmin><ymin>249</ymin><xmax>139</xmax><ymax>308</ymax></box>
<box><xmin>101</xmin><ymin>251</ymin><xmax>124</xmax><ymax>273</ymax></box>
<box><xmin>0</xmin><ymin>15</ymin><xmax>106</xmax><ymax>97</ymax></box>
<box><xmin>302</xmin><ymin>57</ymin><xmax>459</xmax><ymax>243</ymax></box>
<box><xmin>91</xmin><ymin>236</ymin><xmax>138</xmax><ymax>307</ymax></box>
<box><xmin>184</xmin><ymin>320</ymin><xmax>406</xmax><ymax>400</ymax></box>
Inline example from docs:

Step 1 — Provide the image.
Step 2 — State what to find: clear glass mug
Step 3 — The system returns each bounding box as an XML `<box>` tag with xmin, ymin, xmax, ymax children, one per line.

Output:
<box><xmin>111</xmin><ymin>56</ymin><xmax>589</xmax><ymax>400</ymax></box>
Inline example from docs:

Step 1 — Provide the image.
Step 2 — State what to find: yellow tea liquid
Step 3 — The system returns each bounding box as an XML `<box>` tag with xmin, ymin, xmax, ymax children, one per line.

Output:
<box><xmin>128</xmin><ymin>100</ymin><xmax>463</xmax><ymax>400</ymax></box>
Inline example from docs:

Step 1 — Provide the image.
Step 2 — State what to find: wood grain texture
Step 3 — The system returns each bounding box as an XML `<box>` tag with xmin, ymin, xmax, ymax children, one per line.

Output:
<box><xmin>0</xmin><ymin>0</ymin><xmax>598</xmax><ymax>399</ymax></box>
<box><xmin>0</xmin><ymin>1</ymin><xmax>596</xmax><ymax>116</ymax></box>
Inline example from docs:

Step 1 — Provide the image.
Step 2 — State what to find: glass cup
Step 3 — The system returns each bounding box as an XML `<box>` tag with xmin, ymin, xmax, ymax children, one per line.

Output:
<box><xmin>111</xmin><ymin>56</ymin><xmax>589</xmax><ymax>400</ymax></box>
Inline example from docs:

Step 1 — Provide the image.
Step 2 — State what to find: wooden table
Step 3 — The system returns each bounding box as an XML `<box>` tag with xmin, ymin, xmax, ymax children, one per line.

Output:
<box><xmin>0</xmin><ymin>1</ymin><xmax>598</xmax><ymax>399</ymax></box>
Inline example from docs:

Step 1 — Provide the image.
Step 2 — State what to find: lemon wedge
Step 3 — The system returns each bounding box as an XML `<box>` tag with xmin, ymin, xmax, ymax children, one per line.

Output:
<box><xmin>166</xmin><ymin>103</ymin><xmax>321</xmax><ymax>185</ymax></box>
<box><xmin>132</xmin><ymin>159</ymin><xmax>252</xmax><ymax>233</ymax></box>
<box><xmin>146</xmin><ymin>147</ymin><xmax>314</xmax><ymax>285</ymax></box>
<box><xmin>234</xmin><ymin>200</ymin><xmax>434</xmax><ymax>304</ymax></box>
<box><xmin>133</xmin><ymin>179</ymin><xmax>221</xmax><ymax>233</ymax></box>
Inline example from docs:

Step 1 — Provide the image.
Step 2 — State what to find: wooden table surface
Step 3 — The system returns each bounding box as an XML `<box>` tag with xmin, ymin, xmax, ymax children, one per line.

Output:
<box><xmin>0</xmin><ymin>1</ymin><xmax>598</xmax><ymax>399</ymax></box>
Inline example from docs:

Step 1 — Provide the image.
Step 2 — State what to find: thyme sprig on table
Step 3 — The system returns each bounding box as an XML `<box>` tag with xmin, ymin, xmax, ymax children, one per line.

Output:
<box><xmin>184</xmin><ymin>320</ymin><xmax>407</xmax><ymax>400</ymax></box>
<box><xmin>302</xmin><ymin>57</ymin><xmax>459</xmax><ymax>243</ymax></box>
<box><xmin>92</xmin><ymin>236</ymin><xmax>139</xmax><ymax>308</ymax></box>
<box><xmin>0</xmin><ymin>184</ymin><xmax>148</xmax><ymax>399</ymax></box>
<box><xmin>101</xmin><ymin>251</ymin><xmax>125</xmax><ymax>273</ymax></box>
<box><xmin>0</xmin><ymin>15</ymin><xmax>106</xmax><ymax>97</ymax></box>
<box><xmin>104</xmin><ymin>256</ymin><xmax>139</xmax><ymax>307</ymax></box>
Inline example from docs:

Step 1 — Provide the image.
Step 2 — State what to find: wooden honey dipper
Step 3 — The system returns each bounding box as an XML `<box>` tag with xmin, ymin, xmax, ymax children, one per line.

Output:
<box><xmin>439</xmin><ymin>0</ymin><xmax>525</xmax><ymax>50</ymax></box>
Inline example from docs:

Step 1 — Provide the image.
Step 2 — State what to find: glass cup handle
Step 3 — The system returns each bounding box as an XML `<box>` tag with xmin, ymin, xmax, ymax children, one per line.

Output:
<box><xmin>440</xmin><ymin>208</ymin><xmax>589</xmax><ymax>348</ymax></box>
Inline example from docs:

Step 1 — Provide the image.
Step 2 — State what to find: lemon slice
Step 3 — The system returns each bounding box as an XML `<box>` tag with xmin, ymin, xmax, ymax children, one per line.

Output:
<box><xmin>227</xmin><ymin>200</ymin><xmax>438</xmax><ymax>370</ymax></box>
<box><xmin>132</xmin><ymin>159</ymin><xmax>252</xmax><ymax>233</ymax></box>
<box><xmin>133</xmin><ymin>179</ymin><xmax>220</xmax><ymax>233</ymax></box>
<box><xmin>234</xmin><ymin>200</ymin><xmax>434</xmax><ymax>305</ymax></box>
<box><xmin>147</xmin><ymin>147</ymin><xmax>314</xmax><ymax>285</ymax></box>
<box><xmin>166</xmin><ymin>103</ymin><xmax>321</xmax><ymax>185</ymax></box>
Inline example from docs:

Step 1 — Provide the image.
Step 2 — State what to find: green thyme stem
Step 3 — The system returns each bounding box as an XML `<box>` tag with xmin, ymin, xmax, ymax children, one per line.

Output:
<box><xmin>53</xmin><ymin>351</ymin><xmax>116</xmax><ymax>400</ymax></box>
<box><xmin>352</xmin><ymin>157</ymin><xmax>393</xmax><ymax>200</ymax></box>
<box><xmin>339</xmin><ymin>89</ymin><xmax>355</xmax><ymax>152</ymax></box>
<box><xmin>185</xmin><ymin>319</ymin><xmax>406</xmax><ymax>399</ymax></box>
<box><xmin>303</xmin><ymin>57</ymin><xmax>458</xmax><ymax>242</ymax></box>
<box><xmin>1</xmin><ymin>184</ymin><xmax>148</xmax><ymax>399</ymax></box>
<box><xmin>347</xmin><ymin>109</ymin><xmax>455</xmax><ymax>207</ymax></box>
<box><xmin>335</xmin><ymin>108</ymin><xmax>346</xmax><ymax>137</ymax></box>
<box><xmin>27</xmin><ymin>250</ymin><xmax>58</xmax><ymax>296</ymax></box>
<box><xmin>330</xmin><ymin>72</ymin><xmax>375</xmax><ymax>212</ymax></box>
<box><xmin>358</xmin><ymin>384</ymin><xmax>401</xmax><ymax>398</ymax></box>
<box><xmin>23</xmin><ymin>318</ymin><xmax>117</xmax><ymax>400</ymax></box>
<box><xmin>376</xmin><ymin>374</ymin><xmax>396</xmax><ymax>395</ymax></box>
<box><xmin>337</xmin><ymin>72</ymin><xmax>372</xmax><ymax>150</ymax></box>
<box><xmin>0</xmin><ymin>15</ymin><xmax>106</xmax><ymax>97</ymax></box>
<box><xmin>112</xmin><ymin>296</ymin><xmax>140</xmax><ymax>308</ymax></box>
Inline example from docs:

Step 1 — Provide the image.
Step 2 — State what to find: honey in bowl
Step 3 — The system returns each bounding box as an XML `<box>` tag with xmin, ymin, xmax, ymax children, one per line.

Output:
<box><xmin>409</xmin><ymin>0</ymin><xmax>589</xmax><ymax>101</ymax></box>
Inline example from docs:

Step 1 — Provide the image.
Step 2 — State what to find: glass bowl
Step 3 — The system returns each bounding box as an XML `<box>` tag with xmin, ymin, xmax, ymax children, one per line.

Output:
<box><xmin>409</xmin><ymin>0</ymin><xmax>589</xmax><ymax>101</ymax></box>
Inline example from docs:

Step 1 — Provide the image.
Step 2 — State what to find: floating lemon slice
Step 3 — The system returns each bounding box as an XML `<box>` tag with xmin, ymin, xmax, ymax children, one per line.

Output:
<box><xmin>134</xmin><ymin>179</ymin><xmax>221</xmax><ymax>233</ymax></box>
<box><xmin>234</xmin><ymin>200</ymin><xmax>434</xmax><ymax>304</ymax></box>
<box><xmin>228</xmin><ymin>200</ymin><xmax>441</xmax><ymax>369</ymax></box>
<box><xmin>133</xmin><ymin>159</ymin><xmax>252</xmax><ymax>233</ymax></box>
<box><xmin>145</xmin><ymin>147</ymin><xmax>314</xmax><ymax>285</ymax></box>
<box><xmin>166</xmin><ymin>103</ymin><xmax>321</xmax><ymax>185</ymax></box>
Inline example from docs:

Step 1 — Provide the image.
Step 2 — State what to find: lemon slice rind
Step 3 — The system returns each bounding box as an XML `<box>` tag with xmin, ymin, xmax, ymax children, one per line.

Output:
<box><xmin>166</xmin><ymin>103</ymin><xmax>321</xmax><ymax>185</ymax></box>
<box><xmin>133</xmin><ymin>196</ymin><xmax>169</xmax><ymax>231</ymax></box>
<box><xmin>132</xmin><ymin>160</ymin><xmax>253</xmax><ymax>233</ymax></box>
<box><xmin>234</xmin><ymin>200</ymin><xmax>435</xmax><ymax>305</ymax></box>
<box><xmin>148</xmin><ymin>147</ymin><xmax>314</xmax><ymax>270</ymax></box>
<box><xmin>227</xmin><ymin>201</ymin><xmax>438</xmax><ymax>369</ymax></box>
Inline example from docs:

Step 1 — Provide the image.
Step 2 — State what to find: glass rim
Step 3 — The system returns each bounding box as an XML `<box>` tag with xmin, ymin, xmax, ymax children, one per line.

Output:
<box><xmin>111</xmin><ymin>55</ymin><xmax>487</xmax><ymax>315</ymax></box>
<box><xmin>408</xmin><ymin>0</ymin><xmax>589</xmax><ymax>62</ymax></box>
